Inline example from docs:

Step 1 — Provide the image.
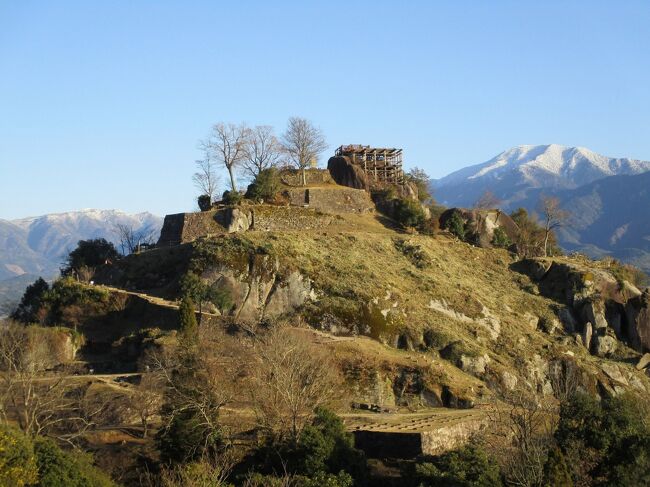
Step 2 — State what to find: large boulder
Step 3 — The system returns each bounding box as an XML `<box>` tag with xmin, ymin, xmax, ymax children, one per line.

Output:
<box><xmin>327</xmin><ymin>156</ymin><xmax>369</xmax><ymax>190</ymax></box>
<box><xmin>580</xmin><ymin>298</ymin><xmax>608</xmax><ymax>331</ymax></box>
<box><xmin>625</xmin><ymin>289</ymin><xmax>650</xmax><ymax>353</ymax></box>
<box><xmin>636</xmin><ymin>353</ymin><xmax>650</xmax><ymax>370</ymax></box>
<box><xmin>591</xmin><ymin>334</ymin><xmax>617</xmax><ymax>358</ymax></box>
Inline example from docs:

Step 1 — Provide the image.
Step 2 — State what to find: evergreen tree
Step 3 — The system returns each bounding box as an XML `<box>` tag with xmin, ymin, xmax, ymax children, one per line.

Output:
<box><xmin>11</xmin><ymin>277</ymin><xmax>50</xmax><ymax>323</ymax></box>
<box><xmin>543</xmin><ymin>447</ymin><xmax>573</xmax><ymax>487</ymax></box>
<box><xmin>178</xmin><ymin>296</ymin><xmax>198</xmax><ymax>345</ymax></box>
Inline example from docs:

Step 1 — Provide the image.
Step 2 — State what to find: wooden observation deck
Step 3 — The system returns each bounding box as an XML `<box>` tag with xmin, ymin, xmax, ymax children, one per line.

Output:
<box><xmin>335</xmin><ymin>145</ymin><xmax>404</xmax><ymax>184</ymax></box>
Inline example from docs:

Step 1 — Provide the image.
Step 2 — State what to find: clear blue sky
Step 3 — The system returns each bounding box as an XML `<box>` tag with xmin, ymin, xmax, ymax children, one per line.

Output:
<box><xmin>1</xmin><ymin>1</ymin><xmax>649</xmax><ymax>219</ymax></box>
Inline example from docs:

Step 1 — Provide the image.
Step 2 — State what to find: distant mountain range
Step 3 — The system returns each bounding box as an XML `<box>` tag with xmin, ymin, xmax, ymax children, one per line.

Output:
<box><xmin>433</xmin><ymin>144</ymin><xmax>650</xmax><ymax>208</ymax></box>
<box><xmin>432</xmin><ymin>144</ymin><xmax>650</xmax><ymax>274</ymax></box>
<box><xmin>0</xmin><ymin>209</ymin><xmax>162</xmax><ymax>316</ymax></box>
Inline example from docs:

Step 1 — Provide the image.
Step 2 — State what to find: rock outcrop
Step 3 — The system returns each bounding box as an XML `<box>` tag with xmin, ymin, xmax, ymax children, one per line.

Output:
<box><xmin>625</xmin><ymin>289</ymin><xmax>650</xmax><ymax>352</ymax></box>
<box><xmin>327</xmin><ymin>156</ymin><xmax>370</xmax><ymax>190</ymax></box>
<box><xmin>202</xmin><ymin>256</ymin><xmax>315</xmax><ymax>323</ymax></box>
<box><xmin>517</xmin><ymin>257</ymin><xmax>649</xmax><ymax>354</ymax></box>
<box><xmin>439</xmin><ymin>208</ymin><xmax>519</xmax><ymax>248</ymax></box>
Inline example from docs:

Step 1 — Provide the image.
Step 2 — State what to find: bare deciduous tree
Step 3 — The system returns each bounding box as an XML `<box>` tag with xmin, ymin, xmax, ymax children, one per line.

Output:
<box><xmin>281</xmin><ymin>117</ymin><xmax>327</xmax><ymax>186</ymax></box>
<box><xmin>129</xmin><ymin>372</ymin><xmax>163</xmax><ymax>438</ymax></box>
<box><xmin>474</xmin><ymin>190</ymin><xmax>502</xmax><ymax>210</ymax></box>
<box><xmin>114</xmin><ymin>222</ymin><xmax>157</xmax><ymax>255</ymax></box>
<box><xmin>203</xmin><ymin>122</ymin><xmax>249</xmax><ymax>193</ymax></box>
<box><xmin>193</xmin><ymin>144</ymin><xmax>221</xmax><ymax>204</ymax></box>
<box><xmin>242</xmin><ymin>125</ymin><xmax>281</xmax><ymax>180</ymax></box>
<box><xmin>249</xmin><ymin>327</ymin><xmax>340</xmax><ymax>443</ymax></box>
<box><xmin>0</xmin><ymin>322</ymin><xmax>104</xmax><ymax>444</ymax></box>
<box><xmin>150</xmin><ymin>325</ymin><xmax>244</xmax><ymax>458</ymax></box>
<box><xmin>485</xmin><ymin>391</ymin><xmax>558</xmax><ymax>487</ymax></box>
<box><xmin>539</xmin><ymin>196</ymin><xmax>569</xmax><ymax>257</ymax></box>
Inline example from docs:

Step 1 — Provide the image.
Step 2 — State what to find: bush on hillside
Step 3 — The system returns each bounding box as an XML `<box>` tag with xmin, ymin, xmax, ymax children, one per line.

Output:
<box><xmin>0</xmin><ymin>426</ymin><xmax>114</xmax><ymax>487</ymax></box>
<box><xmin>555</xmin><ymin>392</ymin><xmax>650</xmax><ymax>486</ymax></box>
<box><xmin>33</xmin><ymin>436</ymin><xmax>116</xmax><ymax>487</ymax></box>
<box><xmin>246</xmin><ymin>167</ymin><xmax>282</xmax><ymax>202</ymax></box>
<box><xmin>61</xmin><ymin>238</ymin><xmax>119</xmax><ymax>277</ymax></box>
<box><xmin>178</xmin><ymin>296</ymin><xmax>198</xmax><ymax>344</ymax></box>
<box><xmin>197</xmin><ymin>194</ymin><xmax>212</xmax><ymax>211</ymax></box>
<box><xmin>413</xmin><ymin>443</ymin><xmax>503</xmax><ymax>487</ymax></box>
<box><xmin>510</xmin><ymin>208</ymin><xmax>561</xmax><ymax>258</ymax></box>
<box><xmin>492</xmin><ymin>226</ymin><xmax>512</xmax><ymax>249</ymax></box>
<box><xmin>222</xmin><ymin>190</ymin><xmax>244</xmax><ymax>206</ymax></box>
<box><xmin>393</xmin><ymin>198</ymin><xmax>426</xmax><ymax>229</ymax></box>
<box><xmin>250</xmin><ymin>408</ymin><xmax>366</xmax><ymax>485</ymax></box>
<box><xmin>0</xmin><ymin>425</ymin><xmax>38</xmax><ymax>487</ymax></box>
<box><xmin>444</xmin><ymin>210</ymin><xmax>467</xmax><ymax>240</ymax></box>
<box><xmin>405</xmin><ymin>167</ymin><xmax>433</xmax><ymax>203</ymax></box>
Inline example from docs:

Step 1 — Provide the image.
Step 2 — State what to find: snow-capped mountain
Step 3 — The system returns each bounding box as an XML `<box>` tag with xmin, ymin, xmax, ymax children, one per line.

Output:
<box><xmin>0</xmin><ymin>209</ymin><xmax>162</xmax><ymax>316</ymax></box>
<box><xmin>10</xmin><ymin>209</ymin><xmax>162</xmax><ymax>263</ymax></box>
<box><xmin>432</xmin><ymin>144</ymin><xmax>650</xmax><ymax>208</ymax></box>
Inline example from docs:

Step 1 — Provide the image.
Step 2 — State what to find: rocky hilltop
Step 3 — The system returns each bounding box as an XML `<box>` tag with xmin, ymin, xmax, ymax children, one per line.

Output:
<box><xmin>51</xmin><ymin>171</ymin><xmax>650</xmax><ymax>410</ymax></box>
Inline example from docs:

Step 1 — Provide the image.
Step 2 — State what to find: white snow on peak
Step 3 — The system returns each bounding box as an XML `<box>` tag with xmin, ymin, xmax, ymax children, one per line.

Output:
<box><xmin>437</xmin><ymin>144</ymin><xmax>650</xmax><ymax>189</ymax></box>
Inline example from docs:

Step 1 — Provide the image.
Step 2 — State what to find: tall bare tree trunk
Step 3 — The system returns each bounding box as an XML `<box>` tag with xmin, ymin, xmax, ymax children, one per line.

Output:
<box><xmin>544</xmin><ymin>229</ymin><xmax>550</xmax><ymax>257</ymax></box>
<box><xmin>227</xmin><ymin>165</ymin><xmax>237</xmax><ymax>192</ymax></box>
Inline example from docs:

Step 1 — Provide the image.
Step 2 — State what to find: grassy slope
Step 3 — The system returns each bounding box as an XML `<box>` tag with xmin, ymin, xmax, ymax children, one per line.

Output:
<box><xmin>92</xmin><ymin>211</ymin><xmax>650</xmax><ymax>405</ymax></box>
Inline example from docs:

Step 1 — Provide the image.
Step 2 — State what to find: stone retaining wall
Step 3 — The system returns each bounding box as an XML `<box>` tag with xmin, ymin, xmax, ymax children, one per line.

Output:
<box><xmin>157</xmin><ymin>205</ymin><xmax>334</xmax><ymax>246</ymax></box>
<box><xmin>284</xmin><ymin>187</ymin><xmax>374</xmax><ymax>213</ymax></box>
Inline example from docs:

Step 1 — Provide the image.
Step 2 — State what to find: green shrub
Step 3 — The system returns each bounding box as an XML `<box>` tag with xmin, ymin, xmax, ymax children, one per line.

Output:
<box><xmin>393</xmin><ymin>198</ymin><xmax>426</xmax><ymax>229</ymax></box>
<box><xmin>555</xmin><ymin>392</ymin><xmax>650</xmax><ymax>486</ymax></box>
<box><xmin>492</xmin><ymin>227</ymin><xmax>511</xmax><ymax>248</ymax></box>
<box><xmin>444</xmin><ymin>211</ymin><xmax>466</xmax><ymax>240</ymax></box>
<box><xmin>33</xmin><ymin>436</ymin><xmax>115</xmax><ymax>487</ymax></box>
<box><xmin>197</xmin><ymin>194</ymin><xmax>212</xmax><ymax>211</ymax></box>
<box><xmin>61</xmin><ymin>238</ymin><xmax>119</xmax><ymax>275</ymax></box>
<box><xmin>0</xmin><ymin>425</ymin><xmax>38</xmax><ymax>487</ymax></box>
<box><xmin>543</xmin><ymin>447</ymin><xmax>573</xmax><ymax>487</ymax></box>
<box><xmin>246</xmin><ymin>168</ymin><xmax>282</xmax><ymax>202</ymax></box>
<box><xmin>251</xmin><ymin>408</ymin><xmax>366</xmax><ymax>485</ymax></box>
<box><xmin>414</xmin><ymin>443</ymin><xmax>503</xmax><ymax>487</ymax></box>
<box><xmin>405</xmin><ymin>167</ymin><xmax>432</xmax><ymax>203</ymax></box>
<box><xmin>222</xmin><ymin>190</ymin><xmax>243</xmax><ymax>206</ymax></box>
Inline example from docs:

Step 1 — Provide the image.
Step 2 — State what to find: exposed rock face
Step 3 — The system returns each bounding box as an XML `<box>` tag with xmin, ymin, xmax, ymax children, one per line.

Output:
<box><xmin>439</xmin><ymin>208</ymin><xmax>519</xmax><ymax>248</ymax></box>
<box><xmin>592</xmin><ymin>334</ymin><xmax>617</xmax><ymax>357</ymax></box>
<box><xmin>625</xmin><ymin>289</ymin><xmax>650</xmax><ymax>352</ymax></box>
<box><xmin>517</xmin><ymin>258</ymin><xmax>649</xmax><ymax>353</ymax></box>
<box><xmin>327</xmin><ymin>156</ymin><xmax>370</xmax><ymax>190</ymax></box>
<box><xmin>637</xmin><ymin>353</ymin><xmax>650</xmax><ymax>370</ymax></box>
<box><xmin>459</xmin><ymin>354</ymin><xmax>490</xmax><ymax>377</ymax></box>
<box><xmin>580</xmin><ymin>299</ymin><xmax>608</xmax><ymax>331</ymax></box>
<box><xmin>500</xmin><ymin>371</ymin><xmax>518</xmax><ymax>391</ymax></box>
<box><xmin>582</xmin><ymin>322</ymin><xmax>593</xmax><ymax>350</ymax></box>
<box><xmin>221</xmin><ymin>208</ymin><xmax>252</xmax><ymax>233</ymax></box>
<box><xmin>202</xmin><ymin>256</ymin><xmax>314</xmax><ymax>323</ymax></box>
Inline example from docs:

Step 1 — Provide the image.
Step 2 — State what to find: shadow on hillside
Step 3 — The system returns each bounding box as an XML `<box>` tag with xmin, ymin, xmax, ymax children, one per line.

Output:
<box><xmin>373</xmin><ymin>214</ymin><xmax>407</xmax><ymax>233</ymax></box>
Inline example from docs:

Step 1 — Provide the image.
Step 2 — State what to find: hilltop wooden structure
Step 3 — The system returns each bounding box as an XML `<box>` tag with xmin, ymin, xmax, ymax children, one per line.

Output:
<box><xmin>335</xmin><ymin>145</ymin><xmax>404</xmax><ymax>184</ymax></box>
